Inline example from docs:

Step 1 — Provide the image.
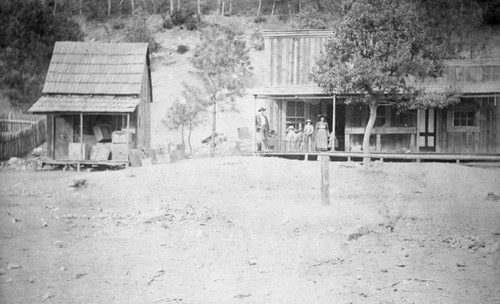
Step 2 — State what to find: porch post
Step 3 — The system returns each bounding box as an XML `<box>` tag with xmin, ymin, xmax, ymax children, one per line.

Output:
<box><xmin>415</xmin><ymin>109</ymin><xmax>420</xmax><ymax>153</ymax></box>
<box><xmin>253</xmin><ymin>95</ymin><xmax>257</xmax><ymax>152</ymax></box>
<box><xmin>78</xmin><ymin>113</ymin><xmax>83</xmax><ymax>172</ymax></box>
<box><xmin>126</xmin><ymin>113</ymin><xmax>130</xmax><ymax>167</ymax></box>
<box><xmin>332</xmin><ymin>95</ymin><xmax>336</xmax><ymax>151</ymax></box>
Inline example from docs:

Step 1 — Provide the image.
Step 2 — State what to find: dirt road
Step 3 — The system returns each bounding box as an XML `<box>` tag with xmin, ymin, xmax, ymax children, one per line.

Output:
<box><xmin>1</xmin><ymin>157</ymin><xmax>499</xmax><ymax>303</ymax></box>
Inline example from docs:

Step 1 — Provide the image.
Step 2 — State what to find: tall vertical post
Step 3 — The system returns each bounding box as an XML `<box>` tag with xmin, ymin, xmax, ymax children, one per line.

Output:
<box><xmin>332</xmin><ymin>95</ymin><xmax>336</xmax><ymax>151</ymax></box>
<box><xmin>78</xmin><ymin>113</ymin><xmax>83</xmax><ymax>172</ymax></box>
<box><xmin>253</xmin><ymin>95</ymin><xmax>257</xmax><ymax>152</ymax></box>
<box><xmin>126</xmin><ymin>113</ymin><xmax>130</xmax><ymax>167</ymax></box>
<box><xmin>320</xmin><ymin>154</ymin><xmax>330</xmax><ymax>205</ymax></box>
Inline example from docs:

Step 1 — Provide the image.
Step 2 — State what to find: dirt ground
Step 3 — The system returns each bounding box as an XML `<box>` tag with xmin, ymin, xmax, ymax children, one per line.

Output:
<box><xmin>1</xmin><ymin>157</ymin><xmax>500</xmax><ymax>303</ymax></box>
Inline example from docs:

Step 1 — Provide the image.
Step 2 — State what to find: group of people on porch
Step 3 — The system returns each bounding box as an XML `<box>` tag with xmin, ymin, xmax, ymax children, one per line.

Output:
<box><xmin>255</xmin><ymin>107</ymin><xmax>338</xmax><ymax>152</ymax></box>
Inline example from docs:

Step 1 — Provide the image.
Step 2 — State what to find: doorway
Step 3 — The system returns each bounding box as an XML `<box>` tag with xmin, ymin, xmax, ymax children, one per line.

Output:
<box><xmin>327</xmin><ymin>104</ymin><xmax>346</xmax><ymax>151</ymax></box>
<box><xmin>418</xmin><ymin>109</ymin><xmax>436</xmax><ymax>152</ymax></box>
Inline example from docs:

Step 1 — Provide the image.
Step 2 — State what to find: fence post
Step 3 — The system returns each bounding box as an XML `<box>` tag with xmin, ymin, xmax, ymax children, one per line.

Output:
<box><xmin>320</xmin><ymin>154</ymin><xmax>330</xmax><ymax>206</ymax></box>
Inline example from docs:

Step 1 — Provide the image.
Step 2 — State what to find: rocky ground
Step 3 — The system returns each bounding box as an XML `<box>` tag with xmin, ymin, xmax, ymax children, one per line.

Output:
<box><xmin>1</xmin><ymin>156</ymin><xmax>500</xmax><ymax>303</ymax></box>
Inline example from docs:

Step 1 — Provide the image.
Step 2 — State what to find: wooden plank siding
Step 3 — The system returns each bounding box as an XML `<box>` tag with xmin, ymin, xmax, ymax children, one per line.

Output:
<box><xmin>437</xmin><ymin>97</ymin><xmax>498</xmax><ymax>154</ymax></box>
<box><xmin>135</xmin><ymin>61</ymin><xmax>152</xmax><ymax>149</ymax></box>
<box><xmin>263</xmin><ymin>31</ymin><xmax>331</xmax><ymax>87</ymax></box>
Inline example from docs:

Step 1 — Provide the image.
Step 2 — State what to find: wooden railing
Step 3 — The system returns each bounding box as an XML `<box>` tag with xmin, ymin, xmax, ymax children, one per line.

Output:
<box><xmin>0</xmin><ymin>113</ymin><xmax>46</xmax><ymax>161</ymax></box>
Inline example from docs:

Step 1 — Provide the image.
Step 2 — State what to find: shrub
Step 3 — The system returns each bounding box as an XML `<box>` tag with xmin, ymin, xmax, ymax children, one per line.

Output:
<box><xmin>254</xmin><ymin>16</ymin><xmax>266</xmax><ymax>23</ymax></box>
<box><xmin>162</xmin><ymin>15</ymin><xmax>173</xmax><ymax>29</ymax></box>
<box><xmin>177</xmin><ymin>45</ymin><xmax>189</xmax><ymax>54</ymax></box>
<box><xmin>124</xmin><ymin>13</ymin><xmax>160</xmax><ymax>52</ymax></box>
<box><xmin>250</xmin><ymin>32</ymin><xmax>264</xmax><ymax>51</ymax></box>
<box><xmin>170</xmin><ymin>8</ymin><xmax>199</xmax><ymax>31</ymax></box>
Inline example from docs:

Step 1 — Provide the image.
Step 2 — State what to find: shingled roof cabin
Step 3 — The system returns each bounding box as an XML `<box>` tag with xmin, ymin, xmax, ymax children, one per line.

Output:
<box><xmin>29</xmin><ymin>41</ymin><xmax>152</xmax><ymax>168</ymax></box>
<box><xmin>252</xmin><ymin>30</ymin><xmax>500</xmax><ymax>161</ymax></box>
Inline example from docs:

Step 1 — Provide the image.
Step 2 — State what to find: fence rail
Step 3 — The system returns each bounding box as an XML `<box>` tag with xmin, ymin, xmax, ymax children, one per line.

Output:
<box><xmin>0</xmin><ymin>113</ymin><xmax>46</xmax><ymax>161</ymax></box>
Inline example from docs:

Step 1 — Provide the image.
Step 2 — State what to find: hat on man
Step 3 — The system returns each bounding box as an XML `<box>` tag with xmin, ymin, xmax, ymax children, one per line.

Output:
<box><xmin>287</xmin><ymin>125</ymin><xmax>295</xmax><ymax>130</ymax></box>
<box><xmin>258</xmin><ymin>107</ymin><xmax>266</xmax><ymax>112</ymax></box>
<box><xmin>305</xmin><ymin>119</ymin><xmax>312</xmax><ymax>124</ymax></box>
<box><xmin>318</xmin><ymin>114</ymin><xmax>327</xmax><ymax>118</ymax></box>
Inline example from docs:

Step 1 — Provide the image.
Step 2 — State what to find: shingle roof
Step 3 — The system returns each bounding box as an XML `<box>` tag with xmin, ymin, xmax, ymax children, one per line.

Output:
<box><xmin>29</xmin><ymin>95</ymin><xmax>140</xmax><ymax>113</ymax></box>
<box><xmin>42</xmin><ymin>41</ymin><xmax>149</xmax><ymax>95</ymax></box>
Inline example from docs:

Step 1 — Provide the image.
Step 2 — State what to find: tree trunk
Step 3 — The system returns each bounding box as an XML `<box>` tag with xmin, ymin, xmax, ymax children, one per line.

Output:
<box><xmin>221</xmin><ymin>0</ymin><xmax>225</xmax><ymax>15</ymax></box>
<box><xmin>210</xmin><ymin>101</ymin><xmax>217</xmax><ymax>157</ymax></box>
<box><xmin>170</xmin><ymin>0</ymin><xmax>174</xmax><ymax>14</ymax></box>
<box><xmin>142</xmin><ymin>0</ymin><xmax>148</xmax><ymax>13</ymax></box>
<box><xmin>188</xmin><ymin>123</ymin><xmax>192</xmax><ymax>155</ymax></box>
<box><xmin>229</xmin><ymin>0</ymin><xmax>232</xmax><ymax>15</ymax></box>
<box><xmin>108</xmin><ymin>0</ymin><xmax>112</xmax><ymax>15</ymax></box>
<box><xmin>362</xmin><ymin>103</ymin><xmax>377</xmax><ymax>164</ymax></box>
<box><xmin>298</xmin><ymin>0</ymin><xmax>301</xmax><ymax>13</ymax></box>
<box><xmin>119</xmin><ymin>0</ymin><xmax>124</xmax><ymax>15</ymax></box>
<box><xmin>52</xmin><ymin>0</ymin><xmax>57</xmax><ymax>15</ymax></box>
<box><xmin>181</xmin><ymin>125</ymin><xmax>185</xmax><ymax>145</ymax></box>
<box><xmin>197</xmin><ymin>0</ymin><xmax>201</xmax><ymax>15</ymax></box>
<box><xmin>131</xmin><ymin>0</ymin><xmax>135</xmax><ymax>15</ymax></box>
<box><xmin>79</xmin><ymin>0</ymin><xmax>83</xmax><ymax>16</ymax></box>
<box><xmin>271</xmin><ymin>0</ymin><xmax>276</xmax><ymax>15</ymax></box>
<box><xmin>150</xmin><ymin>0</ymin><xmax>157</xmax><ymax>13</ymax></box>
<box><xmin>177</xmin><ymin>0</ymin><xmax>180</xmax><ymax>10</ymax></box>
<box><xmin>287</xmin><ymin>0</ymin><xmax>292</xmax><ymax>18</ymax></box>
<box><xmin>257</xmin><ymin>0</ymin><xmax>262</xmax><ymax>16</ymax></box>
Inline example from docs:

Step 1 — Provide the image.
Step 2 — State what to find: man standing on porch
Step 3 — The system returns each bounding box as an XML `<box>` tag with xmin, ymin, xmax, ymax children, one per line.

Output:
<box><xmin>255</xmin><ymin>107</ymin><xmax>269</xmax><ymax>151</ymax></box>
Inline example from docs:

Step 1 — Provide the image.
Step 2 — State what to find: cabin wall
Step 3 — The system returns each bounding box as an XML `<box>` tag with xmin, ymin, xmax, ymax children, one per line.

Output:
<box><xmin>136</xmin><ymin>63</ymin><xmax>151</xmax><ymax>149</ymax></box>
<box><xmin>344</xmin><ymin>104</ymin><xmax>417</xmax><ymax>152</ymax></box>
<box><xmin>436</xmin><ymin>96</ymin><xmax>498</xmax><ymax>154</ymax></box>
<box><xmin>264</xmin><ymin>32</ymin><xmax>330</xmax><ymax>87</ymax></box>
<box><xmin>46</xmin><ymin>114</ymin><xmax>54</xmax><ymax>159</ymax></box>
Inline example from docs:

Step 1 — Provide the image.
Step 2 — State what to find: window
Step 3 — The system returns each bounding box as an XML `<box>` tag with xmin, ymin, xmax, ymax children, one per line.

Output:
<box><xmin>391</xmin><ymin>109</ymin><xmax>415</xmax><ymax>127</ymax></box>
<box><xmin>447</xmin><ymin>97</ymin><xmax>480</xmax><ymax>132</ymax></box>
<box><xmin>374</xmin><ymin>106</ymin><xmax>387</xmax><ymax>127</ymax></box>
<box><xmin>286</xmin><ymin>101</ymin><xmax>305</xmax><ymax>128</ymax></box>
<box><xmin>453</xmin><ymin>110</ymin><xmax>475</xmax><ymax>127</ymax></box>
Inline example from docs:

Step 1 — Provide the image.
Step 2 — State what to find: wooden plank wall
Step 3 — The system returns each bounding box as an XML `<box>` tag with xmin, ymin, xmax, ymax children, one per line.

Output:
<box><xmin>264</xmin><ymin>31</ymin><xmax>332</xmax><ymax>87</ymax></box>
<box><xmin>136</xmin><ymin>62</ymin><xmax>152</xmax><ymax>149</ymax></box>
<box><xmin>436</xmin><ymin>97</ymin><xmax>498</xmax><ymax>154</ymax></box>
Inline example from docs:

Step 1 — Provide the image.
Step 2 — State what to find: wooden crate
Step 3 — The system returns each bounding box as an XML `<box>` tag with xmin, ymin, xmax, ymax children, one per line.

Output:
<box><xmin>90</xmin><ymin>143</ymin><xmax>111</xmax><ymax>161</ymax></box>
<box><xmin>111</xmin><ymin>131</ymin><xmax>133</xmax><ymax>144</ymax></box>
<box><xmin>111</xmin><ymin>143</ymin><xmax>133</xmax><ymax>161</ymax></box>
<box><xmin>68</xmin><ymin>143</ymin><xmax>89</xmax><ymax>160</ymax></box>
<box><xmin>93</xmin><ymin>124</ymin><xmax>112</xmax><ymax>142</ymax></box>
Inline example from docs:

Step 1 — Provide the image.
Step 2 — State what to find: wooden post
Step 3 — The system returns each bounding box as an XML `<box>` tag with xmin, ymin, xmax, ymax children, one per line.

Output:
<box><xmin>126</xmin><ymin>113</ymin><xmax>130</xmax><ymax>167</ymax></box>
<box><xmin>332</xmin><ymin>95</ymin><xmax>336</xmax><ymax>151</ymax></box>
<box><xmin>253</xmin><ymin>95</ymin><xmax>257</xmax><ymax>152</ymax></box>
<box><xmin>415</xmin><ymin>109</ymin><xmax>421</xmax><ymax>153</ymax></box>
<box><xmin>320</xmin><ymin>154</ymin><xmax>330</xmax><ymax>206</ymax></box>
<box><xmin>78</xmin><ymin>113</ymin><xmax>83</xmax><ymax>172</ymax></box>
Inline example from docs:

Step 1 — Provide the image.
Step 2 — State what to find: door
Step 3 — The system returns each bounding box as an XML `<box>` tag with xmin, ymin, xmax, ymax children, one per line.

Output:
<box><xmin>418</xmin><ymin>109</ymin><xmax>436</xmax><ymax>152</ymax></box>
<box><xmin>54</xmin><ymin>116</ymin><xmax>74</xmax><ymax>159</ymax></box>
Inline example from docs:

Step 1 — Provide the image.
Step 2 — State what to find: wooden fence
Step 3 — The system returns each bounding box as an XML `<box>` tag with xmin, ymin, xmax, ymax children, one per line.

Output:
<box><xmin>0</xmin><ymin>113</ymin><xmax>46</xmax><ymax>161</ymax></box>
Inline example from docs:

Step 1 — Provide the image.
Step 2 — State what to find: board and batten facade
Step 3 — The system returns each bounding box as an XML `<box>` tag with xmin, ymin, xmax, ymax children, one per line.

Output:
<box><xmin>29</xmin><ymin>41</ymin><xmax>152</xmax><ymax>162</ymax></box>
<box><xmin>251</xmin><ymin>30</ymin><xmax>500</xmax><ymax>154</ymax></box>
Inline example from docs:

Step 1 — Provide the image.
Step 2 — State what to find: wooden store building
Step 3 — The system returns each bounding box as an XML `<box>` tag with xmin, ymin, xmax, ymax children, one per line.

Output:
<box><xmin>252</xmin><ymin>30</ymin><xmax>500</xmax><ymax>157</ymax></box>
<box><xmin>29</xmin><ymin>41</ymin><xmax>152</xmax><ymax>168</ymax></box>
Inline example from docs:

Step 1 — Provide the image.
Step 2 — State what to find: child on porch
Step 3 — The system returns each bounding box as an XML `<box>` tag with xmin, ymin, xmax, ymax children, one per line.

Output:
<box><xmin>328</xmin><ymin>131</ymin><xmax>338</xmax><ymax>151</ymax></box>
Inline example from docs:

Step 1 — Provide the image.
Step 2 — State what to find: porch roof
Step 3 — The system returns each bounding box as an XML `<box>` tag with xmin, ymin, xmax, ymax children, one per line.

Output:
<box><xmin>28</xmin><ymin>95</ymin><xmax>140</xmax><ymax>113</ymax></box>
<box><xmin>250</xmin><ymin>85</ymin><xmax>329</xmax><ymax>98</ymax></box>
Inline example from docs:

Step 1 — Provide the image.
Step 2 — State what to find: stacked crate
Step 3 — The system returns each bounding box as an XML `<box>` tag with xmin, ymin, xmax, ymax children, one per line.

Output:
<box><xmin>111</xmin><ymin>131</ymin><xmax>133</xmax><ymax>161</ymax></box>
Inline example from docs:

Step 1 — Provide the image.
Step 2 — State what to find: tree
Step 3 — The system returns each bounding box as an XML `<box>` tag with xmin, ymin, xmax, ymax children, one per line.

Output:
<box><xmin>310</xmin><ymin>0</ymin><xmax>460</xmax><ymax>163</ymax></box>
<box><xmin>0</xmin><ymin>0</ymin><xmax>83</xmax><ymax>110</ymax></box>
<box><xmin>162</xmin><ymin>84</ymin><xmax>206</xmax><ymax>155</ymax></box>
<box><xmin>191</xmin><ymin>25</ymin><xmax>253</xmax><ymax>157</ymax></box>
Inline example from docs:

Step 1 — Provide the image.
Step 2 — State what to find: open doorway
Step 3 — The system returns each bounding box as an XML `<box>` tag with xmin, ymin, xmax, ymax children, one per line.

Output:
<box><xmin>327</xmin><ymin>104</ymin><xmax>346</xmax><ymax>151</ymax></box>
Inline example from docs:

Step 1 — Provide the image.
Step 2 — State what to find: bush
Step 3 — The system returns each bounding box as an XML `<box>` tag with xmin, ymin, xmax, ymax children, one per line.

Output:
<box><xmin>171</xmin><ymin>8</ymin><xmax>199</xmax><ymax>30</ymax></box>
<box><xmin>177</xmin><ymin>45</ymin><xmax>189</xmax><ymax>54</ymax></box>
<box><xmin>124</xmin><ymin>13</ymin><xmax>160</xmax><ymax>52</ymax></box>
<box><xmin>162</xmin><ymin>15</ymin><xmax>173</xmax><ymax>29</ymax></box>
<box><xmin>250</xmin><ymin>32</ymin><xmax>264</xmax><ymax>51</ymax></box>
<box><xmin>254</xmin><ymin>16</ymin><xmax>266</xmax><ymax>23</ymax></box>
